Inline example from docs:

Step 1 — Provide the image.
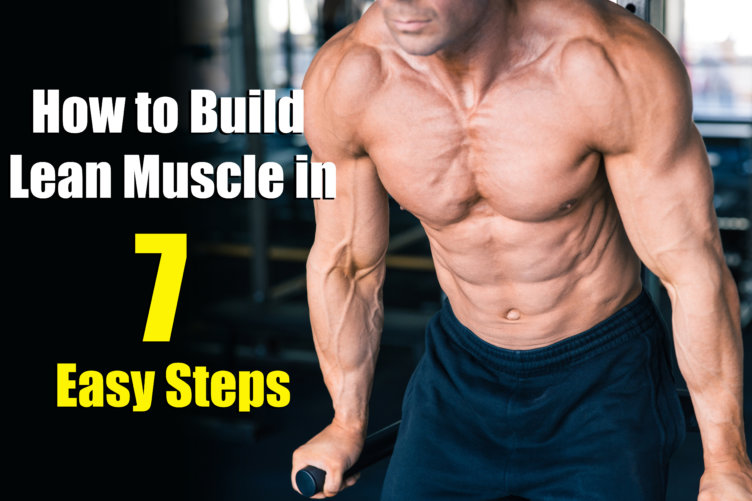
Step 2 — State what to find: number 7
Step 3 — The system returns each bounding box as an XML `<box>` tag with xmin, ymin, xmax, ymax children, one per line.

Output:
<box><xmin>135</xmin><ymin>233</ymin><xmax>187</xmax><ymax>342</ymax></box>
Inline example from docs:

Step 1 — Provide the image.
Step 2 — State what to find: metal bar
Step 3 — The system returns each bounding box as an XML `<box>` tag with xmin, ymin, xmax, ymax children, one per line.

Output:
<box><xmin>250</xmin><ymin>201</ymin><xmax>269</xmax><ymax>303</ymax></box>
<box><xmin>613</xmin><ymin>0</ymin><xmax>650</xmax><ymax>22</ymax></box>
<box><xmin>194</xmin><ymin>243</ymin><xmax>435</xmax><ymax>271</ymax></box>
<box><xmin>240</xmin><ymin>0</ymin><xmax>268</xmax><ymax>304</ymax></box>
<box><xmin>385</xmin><ymin>255</ymin><xmax>434</xmax><ymax>271</ymax></box>
<box><xmin>270</xmin><ymin>275</ymin><xmax>308</xmax><ymax>301</ymax></box>
<box><xmin>387</xmin><ymin>225</ymin><xmax>427</xmax><ymax>252</ymax></box>
<box><xmin>196</xmin><ymin>224</ymin><xmax>428</xmax><ymax>259</ymax></box>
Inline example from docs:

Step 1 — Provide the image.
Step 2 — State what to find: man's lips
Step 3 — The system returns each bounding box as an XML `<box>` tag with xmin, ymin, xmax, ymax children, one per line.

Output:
<box><xmin>391</xmin><ymin>19</ymin><xmax>431</xmax><ymax>32</ymax></box>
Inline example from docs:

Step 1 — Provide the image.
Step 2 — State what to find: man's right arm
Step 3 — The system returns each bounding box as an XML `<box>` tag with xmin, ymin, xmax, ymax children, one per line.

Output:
<box><xmin>291</xmin><ymin>39</ymin><xmax>390</xmax><ymax>499</ymax></box>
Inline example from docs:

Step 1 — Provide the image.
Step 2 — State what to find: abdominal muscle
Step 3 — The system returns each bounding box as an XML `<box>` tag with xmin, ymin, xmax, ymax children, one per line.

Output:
<box><xmin>421</xmin><ymin>189</ymin><xmax>644</xmax><ymax>350</ymax></box>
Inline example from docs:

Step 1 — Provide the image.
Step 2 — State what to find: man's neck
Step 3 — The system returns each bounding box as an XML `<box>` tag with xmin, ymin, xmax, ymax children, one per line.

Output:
<box><xmin>423</xmin><ymin>1</ymin><xmax>528</xmax><ymax>109</ymax></box>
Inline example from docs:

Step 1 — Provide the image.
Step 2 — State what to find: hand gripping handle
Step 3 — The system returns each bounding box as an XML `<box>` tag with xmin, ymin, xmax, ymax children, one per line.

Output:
<box><xmin>295</xmin><ymin>420</ymin><xmax>401</xmax><ymax>497</ymax></box>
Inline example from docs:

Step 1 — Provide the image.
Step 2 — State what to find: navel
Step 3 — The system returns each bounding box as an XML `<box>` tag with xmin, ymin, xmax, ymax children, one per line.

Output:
<box><xmin>505</xmin><ymin>308</ymin><xmax>521</xmax><ymax>321</ymax></box>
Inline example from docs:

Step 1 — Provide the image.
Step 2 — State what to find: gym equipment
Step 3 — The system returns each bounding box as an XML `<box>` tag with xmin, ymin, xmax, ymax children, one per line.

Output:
<box><xmin>295</xmin><ymin>420</ymin><xmax>401</xmax><ymax>497</ymax></box>
<box><xmin>614</xmin><ymin>0</ymin><xmax>649</xmax><ymax>21</ymax></box>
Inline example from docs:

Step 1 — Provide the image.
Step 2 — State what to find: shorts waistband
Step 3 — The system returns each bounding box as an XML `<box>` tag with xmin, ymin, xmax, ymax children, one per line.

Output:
<box><xmin>438</xmin><ymin>289</ymin><xmax>662</xmax><ymax>374</ymax></box>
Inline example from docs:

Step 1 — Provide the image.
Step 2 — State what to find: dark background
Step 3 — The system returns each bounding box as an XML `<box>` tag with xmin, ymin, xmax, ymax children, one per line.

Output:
<box><xmin>6</xmin><ymin>1</ymin><xmax>193</xmax><ymax>497</ymax></box>
<box><xmin>4</xmin><ymin>2</ymin><xmax>751</xmax><ymax>501</ymax></box>
<box><xmin>4</xmin><ymin>2</ymin><xmax>417</xmax><ymax>499</ymax></box>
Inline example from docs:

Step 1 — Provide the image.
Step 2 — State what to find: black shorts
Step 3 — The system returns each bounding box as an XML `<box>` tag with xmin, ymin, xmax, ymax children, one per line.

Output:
<box><xmin>381</xmin><ymin>289</ymin><xmax>686</xmax><ymax>501</ymax></box>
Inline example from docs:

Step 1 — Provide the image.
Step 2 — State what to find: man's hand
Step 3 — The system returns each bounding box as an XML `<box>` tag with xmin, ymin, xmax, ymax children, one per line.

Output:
<box><xmin>291</xmin><ymin>420</ymin><xmax>366</xmax><ymax>498</ymax></box>
<box><xmin>699</xmin><ymin>458</ymin><xmax>752</xmax><ymax>500</ymax></box>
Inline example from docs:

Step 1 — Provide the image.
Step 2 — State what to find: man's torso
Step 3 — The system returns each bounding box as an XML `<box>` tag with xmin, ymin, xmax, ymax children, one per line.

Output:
<box><xmin>318</xmin><ymin>0</ymin><xmax>659</xmax><ymax>348</ymax></box>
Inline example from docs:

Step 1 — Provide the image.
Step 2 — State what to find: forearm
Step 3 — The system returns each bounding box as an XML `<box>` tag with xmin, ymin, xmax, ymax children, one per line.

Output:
<box><xmin>665</xmin><ymin>263</ymin><xmax>747</xmax><ymax>466</ymax></box>
<box><xmin>306</xmin><ymin>246</ymin><xmax>386</xmax><ymax>434</ymax></box>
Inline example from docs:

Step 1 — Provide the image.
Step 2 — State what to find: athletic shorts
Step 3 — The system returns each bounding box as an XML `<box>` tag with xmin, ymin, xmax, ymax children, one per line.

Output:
<box><xmin>380</xmin><ymin>289</ymin><xmax>686</xmax><ymax>501</ymax></box>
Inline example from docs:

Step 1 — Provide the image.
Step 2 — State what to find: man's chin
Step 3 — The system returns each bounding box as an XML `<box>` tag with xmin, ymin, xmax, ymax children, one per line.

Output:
<box><xmin>393</xmin><ymin>37</ymin><xmax>443</xmax><ymax>57</ymax></box>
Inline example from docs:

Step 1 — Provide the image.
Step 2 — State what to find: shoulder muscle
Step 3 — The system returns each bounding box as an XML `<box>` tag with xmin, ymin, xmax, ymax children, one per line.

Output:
<box><xmin>557</xmin><ymin>12</ymin><xmax>693</xmax><ymax>155</ymax></box>
<box><xmin>303</xmin><ymin>30</ymin><xmax>385</xmax><ymax>159</ymax></box>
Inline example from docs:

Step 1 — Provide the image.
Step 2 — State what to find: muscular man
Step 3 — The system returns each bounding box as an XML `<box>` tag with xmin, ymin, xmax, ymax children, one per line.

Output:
<box><xmin>291</xmin><ymin>1</ymin><xmax>752</xmax><ymax>499</ymax></box>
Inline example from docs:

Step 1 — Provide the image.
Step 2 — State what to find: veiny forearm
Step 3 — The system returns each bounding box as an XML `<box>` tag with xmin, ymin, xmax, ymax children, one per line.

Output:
<box><xmin>664</xmin><ymin>258</ymin><xmax>747</xmax><ymax>466</ymax></box>
<box><xmin>306</xmin><ymin>244</ymin><xmax>386</xmax><ymax>433</ymax></box>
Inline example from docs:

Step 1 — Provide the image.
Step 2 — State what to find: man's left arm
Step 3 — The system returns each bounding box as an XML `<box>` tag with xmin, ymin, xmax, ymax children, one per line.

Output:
<box><xmin>576</xmin><ymin>32</ymin><xmax>752</xmax><ymax>499</ymax></box>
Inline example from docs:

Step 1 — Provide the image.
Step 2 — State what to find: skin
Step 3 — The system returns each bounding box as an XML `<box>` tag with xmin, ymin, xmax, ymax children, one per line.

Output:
<box><xmin>290</xmin><ymin>0</ymin><xmax>752</xmax><ymax>499</ymax></box>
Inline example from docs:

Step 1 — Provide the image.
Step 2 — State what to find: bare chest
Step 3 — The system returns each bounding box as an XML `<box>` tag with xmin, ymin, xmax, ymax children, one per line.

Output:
<box><xmin>361</xmin><ymin>76</ymin><xmax>603</xmax><ymax>226</ymax></box>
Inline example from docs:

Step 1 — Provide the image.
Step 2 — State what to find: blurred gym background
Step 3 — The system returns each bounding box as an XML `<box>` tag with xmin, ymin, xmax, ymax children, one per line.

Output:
<box><xmin>164</xmin><ymin>1</ymin><xmax>752</xmax><ymax>500</ymax></box>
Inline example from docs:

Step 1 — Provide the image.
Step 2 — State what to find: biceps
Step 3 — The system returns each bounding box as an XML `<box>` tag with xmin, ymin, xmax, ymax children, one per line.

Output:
<box><xmin>308</xmin><ymin>155</ymin><xmax>390</xmax><ymax>276</ymax></box>
<box><xmin>604</xmin><ymin>128</ymin><xmax>723</xmax><ymax>283</ymax></box>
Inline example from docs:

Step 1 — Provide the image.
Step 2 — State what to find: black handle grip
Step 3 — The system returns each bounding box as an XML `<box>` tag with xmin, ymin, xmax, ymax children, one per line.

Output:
<box><xmin>295</xmin><ymin>420</ymin><xmax>401</xmax><ymax>497</ymax></box>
